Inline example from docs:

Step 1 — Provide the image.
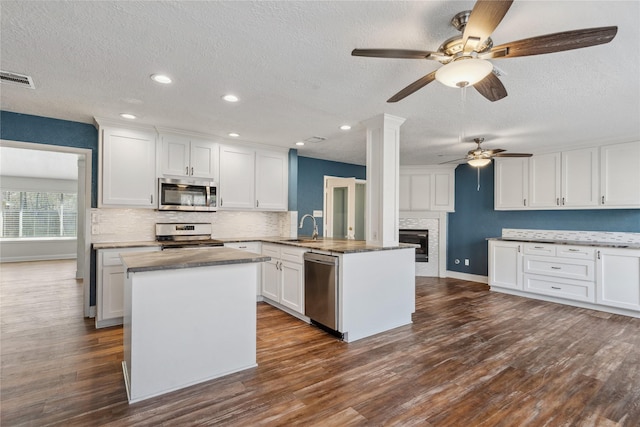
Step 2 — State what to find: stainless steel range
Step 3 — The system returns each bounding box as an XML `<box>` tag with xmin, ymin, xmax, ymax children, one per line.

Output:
<box><xmin>155</xmin><ymin>223</ymin><xmax>224</xmax><ymax>249</ymax></box>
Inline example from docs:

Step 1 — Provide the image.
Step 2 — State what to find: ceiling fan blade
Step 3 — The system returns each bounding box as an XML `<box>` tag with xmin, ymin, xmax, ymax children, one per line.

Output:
<box><xmin>490</xmin><ymin>26</ymin><xmax>618</xmax><ymax>58</ymax></box>
<box><xmin>473</xmin><ymin>72</ymin><xmax>508</xmax><ymax>102</ymax></box>
<box><xmin>439</xmin><ymin>157</ymin><xmax>469</xmax><ymax>165</ymax></box>
<box><xmin>485</xmin><ymin>148</ymin><xmax>506</xmax><ymax>155</ymax></box>
<box><xmin>493</xmin><ymin>152</ymin><xmax>533</xmax><ymax>157</ymax></box>
<box><xmin>387</xmin><ymin>71</ymin><xmax>437</xmax><ymax>103</ymax></box>
<box><xmin>351</xmin><ymin>49</ymin><xmax>436</xmax><ymax>59</ymax></box>
<box><xmin>463</xmin><ymin>0</ymin><xmax>514</xmax><ymax>48</ymax></box>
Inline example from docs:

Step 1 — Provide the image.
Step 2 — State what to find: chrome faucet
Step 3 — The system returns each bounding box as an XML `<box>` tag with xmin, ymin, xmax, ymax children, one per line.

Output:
<box><xmin>299</xmin><ymin>214</ymin><xmax>319</xmax><ymax>240</ymax></box>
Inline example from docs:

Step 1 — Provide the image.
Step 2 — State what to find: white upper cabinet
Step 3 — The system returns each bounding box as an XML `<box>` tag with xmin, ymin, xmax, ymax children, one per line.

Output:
<box><xmin>219</xmin><ymin>145</ymin><xmax>256</xmax><ymax>209</ymax></box>
<box><xmin>160</xmin><ymin>133</ymin><xmax>218</xmax><ymax>180</ymax></box>
<box><xmin>600</xmin><ymin>141</ymin><xmax>640</xmax><ymax>207</ymax></box>
<box><xmin>496</xmin><ymin>142</ymin><xmax>639</xmax><ymax>210</ymax></box>
<box><xmin>255</xmin><ymin>151</ymin><xmax>288</xmax><ymax>210</ymax></box>
<box><xmin>529</xmin><ymin>153</ymin><xmax>561</xmax><ymax>208</ymax></box>
<box><xmin>399</xmin><ymin>166</ymin><xmax>455</xmax><ymax>212</ymax></box>
<box><xmin>562</xmin><ymin>147</ymin><xmax>599</xmax><ymax>207</ymax></box>
<box><xmin>219</xmin><ymin>145</ymin><xmax>288</xmax><ymax>211</ymax></box>
<box><xmin>100</xmin><ymin>126</ymin><xmax>157</xmax><ymax>208</ymax></box>
<box><xmin>494</xmin><ymin>158</ymin><xmax>529</xmax><ymax>209</ymax></box>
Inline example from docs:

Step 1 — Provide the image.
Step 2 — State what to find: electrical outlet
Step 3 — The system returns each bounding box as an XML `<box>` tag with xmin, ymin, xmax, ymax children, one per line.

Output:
<box><xmin>464</xmin><ymin>259</ymin><xmax>470</xmax><ymax>266</ymax></box>
<box><xmin>91</xmin><ymin>212</ymin><xmax>98</xmax><ymax>223</ymax></box>
<box><xmin>91</xmin><ymin>225</ymin><xmax>99</xmax><ymax>235</ymax></box>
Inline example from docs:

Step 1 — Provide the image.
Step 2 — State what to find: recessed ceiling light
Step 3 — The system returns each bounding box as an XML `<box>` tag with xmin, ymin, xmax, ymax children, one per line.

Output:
<box><xmin>120</xmin><ymin>113</ymin><xmax>136</xmax><ymax>120</ymax></box>
<box><xmin>296</xmin><ymin>141</ymin><xmax>305</xmax><ymax>146</ymax></box>
<box><xmin>222</xmin><ymin>94</ymin><xmax>239</xmax><ymax>102</ymax></box>
<box><xmin>150</xmin><ymin>74</ymin><xmax>172</xmax><ymax>84</ymax></box>
<box><xmin>340</xmin><ymin>125</ymin><xmax>351</xmax><ymax>130</ymax></box>
<box><xmin>228</xmin><ymin>132</ymin><xmax>240</xmax><ymax>137</ymax></box>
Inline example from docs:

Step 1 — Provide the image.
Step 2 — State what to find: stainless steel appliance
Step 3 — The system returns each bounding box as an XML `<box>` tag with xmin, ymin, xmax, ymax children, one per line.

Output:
<box><xmin>399</xmin><ymin>229</ymin><xmax>429</xmax><ymax>262</ymax></box>
<box><xmin>158</xmin><ymin>178</ymin><xmax>218</xmax><ymax>212</ymax></box>
<box><xmin>304</xmin><ymin>252</ymin><xmax>341</xmax><ymax>337</ymax></box>
<box><xmin>155</xmin><ymin>223</ymin><xmax>224</xmax><ymax>249</ymax></box>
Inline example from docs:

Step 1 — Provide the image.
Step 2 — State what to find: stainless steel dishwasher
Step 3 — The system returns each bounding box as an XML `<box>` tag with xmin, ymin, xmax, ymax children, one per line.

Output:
<box><xmin>304</xmin><ymin>252</ymin><xmax>339</xmax><ymax>333</ymax></box>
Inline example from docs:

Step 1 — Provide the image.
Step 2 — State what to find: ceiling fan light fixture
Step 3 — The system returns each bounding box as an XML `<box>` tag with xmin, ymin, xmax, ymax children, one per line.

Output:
<box><xmin>435</xmin><ymin>58</ymin><xmax>493</xmax><ymax>88</ymax></box>
<box><xmin>468</xmin><ymin>157</ymin><xmax>492</xmax><ymax>167</ymax></box>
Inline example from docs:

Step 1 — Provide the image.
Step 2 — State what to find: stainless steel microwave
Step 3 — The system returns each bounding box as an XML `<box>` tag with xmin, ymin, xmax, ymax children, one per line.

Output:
<box><xmin>157</xmin><ymin>178</ymin><xmax>218</xmax><ymax>211</ymax></box>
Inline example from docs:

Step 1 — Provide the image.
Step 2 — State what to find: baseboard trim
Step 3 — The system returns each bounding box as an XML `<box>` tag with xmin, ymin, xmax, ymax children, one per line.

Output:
<box><xmin>445</xmin><ymin>270</ymin><xmax>489</xmax><ymax>284</ymax></box>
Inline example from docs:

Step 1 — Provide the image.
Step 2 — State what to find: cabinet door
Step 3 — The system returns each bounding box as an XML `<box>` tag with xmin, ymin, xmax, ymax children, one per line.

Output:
<box><xmin>488</xmin><ymin>240</ymin><xmax>523</xmax><ymax>290</ymax></box>
<box><xmin>399</xmin><ymin>175</ymin><xmax>411</xmax><ymax>211</ymax></box>
<box><xmin>561</xmin><ymin>147</ymin><xmax>599</xmax><ymax>207</ymax></box>
<box><xmin>219</xmin><ymin>145</ymin><xmax>255</xmax><ymax>209</ymax></box>
<box><xmin>596</xmin><ymin>248</ymin><xmax>640</xmax><ymax>311</ymax></box>
<box><xmin>280</xmin><ymin>261</ymin><xmax>304</xmax><ymax>313</ymax></box>
<box><xmin>190</xmin><ymin>139</ymin><xmax>218</xmax><ymax>180</ymax></box>
<box><xmin>431</xmin><ymin>170</ymin><xmax>454</xmax><ymax>211</ymax></box>
<box><xmin>100</xmin><ymin>266</ymin><xmax>125</xmax><ymax>320</ymax></box>
<box><xmin>161</xmin><ymin>134</ymin><xmax>190</xmax><ymax>177</ymax></box>
<box><xmin>255</xmin><ymin>151</ymin><xmax>288</xmax><ymax>210</ymax></box>
<box><xmin>529</xmin><ymin>153</ymin><xmax>561</xmax><ymax>208</ymax></box>
<box><xmin>261</xmin><ymin>245</ymin><xmax>281</xmax><ymax>301</ymax></box>
<box><xmin>410</xmin><ymin>174</ymin><xmax>431</xmax><ymax>210</ymax></box>
<box><xmin>101</xmin><ymin>128</ymin><xmax>156</xmax><ymax>208</ymax></box>
<box><xmin>494</xmin><ymin>158</ymin><xmax>528</xmax><ymax>209</ymax></box>
<box><xmin>600</xmin><ymin>141</ymin><xmax>640</xmax><ymax>207</ymax></box>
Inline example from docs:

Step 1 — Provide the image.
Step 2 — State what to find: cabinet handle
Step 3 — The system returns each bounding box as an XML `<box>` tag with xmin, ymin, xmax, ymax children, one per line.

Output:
<box><xmin>556</xmin><ymin>198</ymin><xmax>560</xmax><ymax>206</ymax></box>
<box><xmin>256</xmin><ymin>200</ymin><xmax>259</xmax><ymax>208</ymax></box>
<box><xmin>518</xmin><ymin>245</ymin><xmax>521</xmax><ymax>253</ymax></box>
<box><xmin>597</xmin><ymin>250</ymin><xmax>601</xmax><ymax>259</ymax></box>
<box><xmin>523</xmin><ymin>198</ymin><xmax>527</xmax><ymax>206</ymax></box>
<box><xmin>534</xmin><ymin>246</ymin><xmax>545</xmax><ymax>249</ymax></box>
<box><xmin>601</xmin><ymin>195</ymin><xmax>605</xmax><ymax>205</ymax></box>
<box><xmin>551</xmin><ymin>286</ymin><xmax>561</xmax><ymax>290</ymax></box>
<box><xmin>191</xmin><ymin>167</ymin><xmax>194</xmax><ymax>176</ymax></box>
<box><xmin>562</xmin><ymin>197</ymin><xmax>565</xmax><ymax>205</ymax></box>
<box><xmin>239</xmin><ymin>246</ymin><xmax>247</xmax><ymax>249</ymax></box>
<box><xmin>220</xmin><ymin>198</ymin><xmax>223</xmax><ymax>207</ymax></box>
<box><xmin>186</xmin><ymin>166</ymin><xmax>189</xmax><ymax>175</ymax></box>
<box><xmin>150</xmin><ymin>194</ymin><xmax>153</xmax><ymax>204</ymax></box>
<box><xmin>551</xmin><ymin>266</ymin><xmax>561</xmax><ymax>270</ymax></box>
<box><xmin>568</xmin><ymin>249</ymin><xmax>580</xmax><ymax>252</ymax></box>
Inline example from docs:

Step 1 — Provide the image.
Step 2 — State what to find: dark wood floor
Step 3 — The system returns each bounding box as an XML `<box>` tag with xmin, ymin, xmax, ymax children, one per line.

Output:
<box><xmin>2</xmin><ymin>260</ymin><xmax>639</xmax><ymax>426</ymax></box>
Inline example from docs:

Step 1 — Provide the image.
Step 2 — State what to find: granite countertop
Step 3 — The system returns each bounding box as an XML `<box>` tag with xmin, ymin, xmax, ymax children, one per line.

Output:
<box><xmin>120</xmin><ymin>247</ymin><xmax>270</xmax><ymax>274</ymax></box>
<box><xmin>488</xmin><ymin>237</ymin><xmax>640</xmax><ymax>250</ymax></box>
<box><xmin>95</xmin><ymin>236</ymin><xmax>416</xmax><ymax>253</ymax></box>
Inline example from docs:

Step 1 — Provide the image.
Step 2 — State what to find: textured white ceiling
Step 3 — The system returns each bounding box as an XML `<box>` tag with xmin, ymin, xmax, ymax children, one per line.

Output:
<box><xmin>1</xmin><ymin>1</ymin><xmax>638</xmax><ymax>166</ymax></box>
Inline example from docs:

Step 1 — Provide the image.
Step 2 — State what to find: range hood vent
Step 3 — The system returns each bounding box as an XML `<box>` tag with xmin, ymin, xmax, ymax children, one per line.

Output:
<box><xmin>0</xmin><ymin>71</ymin><xmax>35</xmax><ymax>89</ymax></box>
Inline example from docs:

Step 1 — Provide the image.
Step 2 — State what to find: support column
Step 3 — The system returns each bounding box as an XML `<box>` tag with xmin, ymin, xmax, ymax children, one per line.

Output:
<box><xmin>364</xmin><ymin>113</ymin><xmax>406</xmax><ymax>247</ymax></box>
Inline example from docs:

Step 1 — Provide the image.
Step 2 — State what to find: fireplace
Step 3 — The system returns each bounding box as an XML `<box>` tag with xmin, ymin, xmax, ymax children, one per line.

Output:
<box><xmin>399</xmin><ymin>229</ymin><xmax>428</xmax><ymax>262</ymax></box>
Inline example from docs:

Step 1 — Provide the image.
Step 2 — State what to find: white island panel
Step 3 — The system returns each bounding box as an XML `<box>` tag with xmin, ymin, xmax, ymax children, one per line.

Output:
<box><xmin>339</xmin><ymin>247</ymin><xmax>415</xmax><ymax>342</ymax></box>
<box><xmin>123</xmin><ymin>263</ymin><xmax>258</xmax><ymax>403</ymax></box>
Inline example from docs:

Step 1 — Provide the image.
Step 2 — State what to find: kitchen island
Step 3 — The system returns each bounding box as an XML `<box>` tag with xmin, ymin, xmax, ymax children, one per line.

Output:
<box><xmin>119</xmin><ymin>247</ymin><xmax>269</xmax><ymax>404</ymax></box>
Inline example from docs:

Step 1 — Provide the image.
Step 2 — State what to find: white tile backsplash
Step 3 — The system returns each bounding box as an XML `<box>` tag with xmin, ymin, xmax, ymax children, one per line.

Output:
<box><xmin>502</xmin><ymin>228</ymin><xmax>640</xmax><ymax>245</ymax></box>
<box><xmin>91</xmin><ymin>208</ymin><xmax>291</xmax><ymax>243</ymax></box>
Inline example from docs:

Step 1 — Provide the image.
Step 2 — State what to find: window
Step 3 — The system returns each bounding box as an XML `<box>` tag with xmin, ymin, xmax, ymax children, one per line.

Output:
<box><xmin>1</xmin><ymin>191</ymin><xmax>77</xmax><ymax>238</ymax></box>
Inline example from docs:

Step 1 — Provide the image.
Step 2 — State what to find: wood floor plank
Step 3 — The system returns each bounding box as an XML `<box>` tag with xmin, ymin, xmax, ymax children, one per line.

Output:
<box><xmin>2</xmin><ymin>260</ymin><xmax>639</xmax><ymax>426</ymax></box>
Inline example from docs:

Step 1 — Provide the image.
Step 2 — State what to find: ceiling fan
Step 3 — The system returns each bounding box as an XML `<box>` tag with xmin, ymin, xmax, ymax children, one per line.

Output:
<box><xmin>444</xmin><ymin>137</ymin><xmax>532</xmax><ymax>167</ymax></box>
<box><xmin>352</xmin><ymin>0</ymin><xmax>618</xmax><ymax>103</ymax></box>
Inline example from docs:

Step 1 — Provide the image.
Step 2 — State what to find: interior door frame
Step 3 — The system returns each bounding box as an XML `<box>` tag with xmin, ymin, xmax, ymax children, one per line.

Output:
<box><xmin>0</xmin><ymin>139</ymin><xmax>93</xmax><ymax>317</ymax></box>
<box><xmin>323</xmin><ymin>176</ymin><xmax>365</xmax><ymax>239</ymax></box>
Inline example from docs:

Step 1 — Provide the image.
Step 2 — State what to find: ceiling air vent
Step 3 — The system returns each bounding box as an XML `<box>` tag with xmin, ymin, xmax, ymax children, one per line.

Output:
<box><xmin>0</xmin><ymin>71</ymin><xmax>35</xmax><ymax>89</ymax></box>
<box><xmin>304</xmin><ymin>136</ymin><xmax>326</xmax><ymax>144</ymax></box>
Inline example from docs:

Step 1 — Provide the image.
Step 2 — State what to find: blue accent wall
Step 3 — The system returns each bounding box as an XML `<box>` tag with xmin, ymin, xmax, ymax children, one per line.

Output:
<box><xmin>288</xmin><ymin>149</ymin><xmax>298</xmax><ymax>211</ymax></box>
<box><xmin>448</xmin><ymin>162</ymin><xmax>640</xmax><ymax>276</ymax></box>
<box><xmin>297</xmin><ymin>156</ymin><xmax>366</xmax><ymax>236</ymax></box>
<box><xmin>0</xmin><ymin>111</ymin><xmax>99</xmax><ymax>207</ymax></box>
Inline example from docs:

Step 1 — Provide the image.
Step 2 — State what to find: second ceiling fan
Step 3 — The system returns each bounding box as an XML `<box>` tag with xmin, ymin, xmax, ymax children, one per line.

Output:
<box><xmin>352</xmin><ymin>0</ymin><xmax>618</xmax><ymax>103</ymax></box>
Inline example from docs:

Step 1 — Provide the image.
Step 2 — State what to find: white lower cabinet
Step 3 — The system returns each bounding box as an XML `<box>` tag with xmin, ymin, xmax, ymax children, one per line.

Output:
<box><xmin>488</xmin><ymin>240</ymin><xmax>523</xmax><ymax>290</ymax></box>
<box><xmin>225</xmin><ymin>242</ymin><xmax>262</xmax><ymax>297</ymax></box>
<box><xmin>96</xmin><ymin>246</ymin><xmax>159</xmax><ymax>328</ymax></box>
<box><xmin>596</xmin><ymin>247</ymin><xmax>640</xmax><ymax>311</ymax></box>
<box><xmin>261</xmin><ymin>243</ymin><xmax>307</xmax><ymax>314</ymax></box>
<box><xmin>490</xmin><ymin>240</ymin><xmax>640</xmax><ymax>317</ymax></box>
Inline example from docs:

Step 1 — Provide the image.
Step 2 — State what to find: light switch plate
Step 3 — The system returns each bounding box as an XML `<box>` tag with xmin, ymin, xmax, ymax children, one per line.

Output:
<box><xmin>313</xmin><ymin>210</ymin><xmax>323</xmax><ymax>217</ymax></box>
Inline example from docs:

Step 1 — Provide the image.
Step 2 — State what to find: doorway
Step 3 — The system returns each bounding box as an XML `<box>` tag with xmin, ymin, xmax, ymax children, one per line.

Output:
<box><xmin>0</xmin><ymin>140</ymin><xmax>92</xmax><ymax>316</ymax></box>
<box><xmin>323</xmin><ymin>176</ymin><xmax>365</xmax><ymax>240</ymax></box>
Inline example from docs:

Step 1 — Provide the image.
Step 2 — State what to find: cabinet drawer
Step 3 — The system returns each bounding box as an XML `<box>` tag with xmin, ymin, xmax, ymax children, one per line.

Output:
<box><xmin>524</xmin><ymin>274</ymin><xmax>595</xmax><ymax>303</ymax></box>
<box><xmin>280</xmin><ymin>246</ymin><xmax>309</xmax><ymax>264</ymax></box>
<box><xmin>524</xmin><ymin>243</ymin><xmax>556</xmax><ymax>256</ymax></box>
<box><xmin>225</xmin><ymin>242</ymin><xmax>261</xmax><ymax>253</ymax></box>
<box><xmin>556</xmin><ymin>245</ymin><xmax>595</xmax><ymax>260</ymax></box>
<box><xmin>524</xmin><ymin>255</ymin><xmax>594</xmax><ymax>281</ymax></box>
